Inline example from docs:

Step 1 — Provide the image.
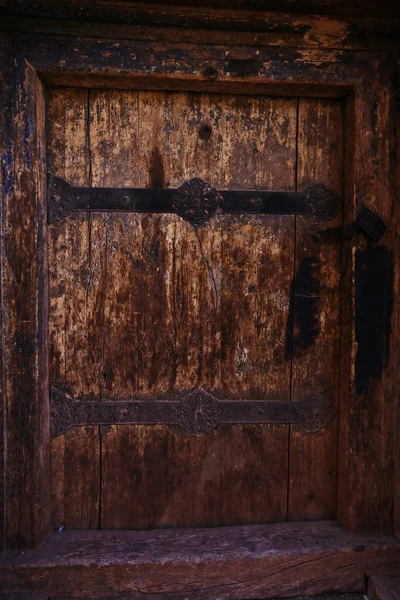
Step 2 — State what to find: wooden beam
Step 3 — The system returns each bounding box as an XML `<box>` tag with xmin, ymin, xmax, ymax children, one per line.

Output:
<box><xmin>0</xmin><ymin>522</ymin><xmax>399</xmax><ymax>598</ymax></box>
<box><xmin>0</xmin><ymin>42</ymin><xmax>51</xmax><ymax>550</ymax></box>
<box><xmin>4</xmin><ymin>32</ymin><xmax>370</xmax><ymax>89</ymax></box>
<box><xmin>1</xmin><ymin>13</ymin><xmax>400</xmax><ymax>51</ymax></box>
<box><xmin>1</xmin><ymin>1</ymin><xmax>400</xmax><ymax>37</ymax></box>
<box><xmin>0</xmin><ymin>595</ymin><xmax>48</xmax><ymax>600</ymax></box>
<box><xmin>368</xmin><ymin>576</ymin><xmax>400</xmax><ymax>600</ymax></box>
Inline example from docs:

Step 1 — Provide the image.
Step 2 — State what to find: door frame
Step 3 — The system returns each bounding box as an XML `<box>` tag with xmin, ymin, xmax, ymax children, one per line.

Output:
<box><xmin>0</xmin><ymin>6</ymin><xmax>399</xmax><ymax>560</ymax></box>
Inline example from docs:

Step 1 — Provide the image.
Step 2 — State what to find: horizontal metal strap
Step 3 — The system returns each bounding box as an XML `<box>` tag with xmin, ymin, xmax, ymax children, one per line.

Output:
<box><xmin>47</xmin><ymin>175</ymin><xmax>340</xmax><ymax>226</ymax></box>
<box><xmin>50</xmin><ymin>388</ymin><xmax>336</xmax><ymax>437</ymax></box>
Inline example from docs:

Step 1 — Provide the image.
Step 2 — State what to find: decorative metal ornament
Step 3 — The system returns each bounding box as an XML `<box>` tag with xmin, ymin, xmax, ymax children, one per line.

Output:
<box><xmin>47</xmin><ymin>174</ymin><xmax>341</xmax><ymax>225</ymax></box>
<box><xmin>176</xmin><ymin>389</ymin><xmax>222</xmax><ymax>435</ymax></box>
<box><xmin>303</xmin><ymin>184</ymin><xmax>341</xmax><ymax>225</ymax></box>
<box><xmin>171</xmin><ymin>178</ymin><xmax>223</xmax><ymax>227</ymax></box>
<box><xmin>295</xmin><ymin>392</ymin><xmax>336</xmax><ymax>433</ymax></box>
<box><xmin>47</xmin><ymin>174</ymin><xmax>76</xmax><ymax>224</ymax></box>
<box><xmin>50</xmin><ymin>388</ymin><xmax>335</xmax><ymax>438</ymax></box>
<box><xmin>354</xmin><ymin>207</ymin><xmax>387</xmax><ymax>244</ymax></box>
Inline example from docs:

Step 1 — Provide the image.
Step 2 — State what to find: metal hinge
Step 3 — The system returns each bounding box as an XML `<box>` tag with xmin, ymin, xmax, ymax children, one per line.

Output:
<box><xmin>47</xmin><ymin>174</ymin><xmax>341</xmax><ymax>227</ymax></box>
<box><xmin>50</xmin><ymin>388</ymin><xmax>336</xmax><ymax>438</ymax></box>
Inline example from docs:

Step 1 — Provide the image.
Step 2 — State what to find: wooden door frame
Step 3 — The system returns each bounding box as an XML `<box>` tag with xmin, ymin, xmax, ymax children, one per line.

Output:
<box><xmin>0</xmin><ymin>9</ymin><xmax>399</xmax><ymax>590</ymax></box>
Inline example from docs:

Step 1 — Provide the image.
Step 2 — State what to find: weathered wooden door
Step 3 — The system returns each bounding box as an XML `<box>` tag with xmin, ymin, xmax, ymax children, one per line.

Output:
<box><xmin>48</xmin><ymin>88</ymin><xmax>342</xmax><ymax>530</ymax></box>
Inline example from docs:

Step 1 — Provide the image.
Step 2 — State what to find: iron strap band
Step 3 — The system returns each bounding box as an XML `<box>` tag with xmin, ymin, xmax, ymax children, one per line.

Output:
<box><xmin>47</xmin><ymin>174</ymin><xmax>341</xmax><ymax>226</ymax></box>
<box><xmin>51</xmin><ymin>388</ymin><xmax>336</xmax><ymax>438</ymax></box>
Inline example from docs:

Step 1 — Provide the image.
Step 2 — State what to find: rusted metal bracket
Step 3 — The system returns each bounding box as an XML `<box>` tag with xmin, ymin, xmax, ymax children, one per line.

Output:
<box><xmin>313</xmin><ymin>207</ymin><xmax>388</xmax><ymax>245</ymax></box>
<box><xmin>51</xmin><ymin>388</ymin><xmax>336</xmax><ymax>438</ymax></box>
<box><xmin>354</xmin><ymin>207</ymin><xmax>387</xmax><ymax>244</ymax></box>
<box><xmin>47</xmin><ymin>174</ymin><xmax>341</xmax><ymax>227</ymax></box>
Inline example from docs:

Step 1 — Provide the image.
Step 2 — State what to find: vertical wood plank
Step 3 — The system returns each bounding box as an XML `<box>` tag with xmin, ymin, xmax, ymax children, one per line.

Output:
<box><xmin>47</xmin><ymin>88</ymin><xmax>100</xmax><ymax>529</ymax></box>
<box><xmin>88</xmin><ymin>91</ymin><xmax>298</xmax><ymax>528</ymax></box>
<box><xmin>0</xmin><ymin>46</ymin><xmax>5</xmax><ymax>550</ymax></box>
<box><xmin>394</xmin><ymin>63</ymin><xmax>400</xmax><ymax>539</ymax></box>
<box><xmin>95</xmin><ymin>90</ymin><xmax>228</xmax><ymax>528</ymax></box>
<box><xmin>218</xmin><ymin>213</ymin><xmax>294</xmax><ymax>525</ymax></box>
<box><xmin>218</xmin><ymin>96</ymin><xmax>297</xmax><ymax>525</ymax></box>
<box><xmin>288</xmin><ymin>98</ymin><xmax>343</xmax><ymax>520</ymax></box>
<box><xmin>0</xmin><ymin>51</ymin><xmax>50</xmax><ymax>549</ymax></box>
<box><xmin>220</xmin><ymin>95</ymin><xmax>297</xmax><ymax>191</ymax></box>
<box><xmin>101</xmin><ymin>425</ymin><xmax>224</xmax><ymax>528</ymax></box>
<box><xmin>338</xmin><ymin>73</ymin><xmax>395</xmax><ymax>533</ymax></box>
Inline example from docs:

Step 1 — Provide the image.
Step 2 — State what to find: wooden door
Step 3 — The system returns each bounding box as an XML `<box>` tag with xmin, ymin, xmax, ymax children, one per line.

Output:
<box><xmin>47</xmin><ymin>88</ymin><xmax>343</xmax><ymax>530</ymax></box>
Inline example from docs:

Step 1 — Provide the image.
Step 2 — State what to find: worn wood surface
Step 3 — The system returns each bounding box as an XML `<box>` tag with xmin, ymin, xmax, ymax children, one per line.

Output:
<box><xmin>288</xmin><ymin>99</ymin><xmax>343</xmax><ymax>521</ymax></box>
<box><xmin>0</xmin><ymin>32</ymin><xmax>380</xmax><ymax>98</ymax></box>
<box><xmin>1</xmin><ymin>9</ymin><xmax>399</xmax><ymax>553</ymax></box>
<box><xmin>0</xmin><ymin>522</ymin><xmax>399</xmax><ymax>599</ymax></box>
<box><xmin>0</xmin><ymin>595</ymin><xmax>49</xmax><ymax>600</ymax></box>
<box><xmin>395</xmin><ymin>62</ymin><xmax>400</xmax><ymax>540</ymax></box>
<box><xmin>44</xmin><ymin>70</ymin><xmax>392</xmax><ymax>529</ymax></box>
<box><xmin>337</xmin><ymin>67</ymin><xmax>396</xmax><ymax>534</ymax></box>
<box><xmin>47</xmin><ymin>89</ymin><xmax>301</xmax><ymax>529</ymax></box>
<box><xmin>0</xmin><ymin>46</ymin><xmax>50</xmax><ymax>550</ymax></box>
<box><xmin>2</xmin><ymin>1</ymin><xmax>400</xmax><ymax>37</ymax></box>
<box><xmin>368</xmin><ymin>576</ymin><xmax>400</xmax><ymax>600</ymax></box>
<box><xmin>2</xmin><ymin>0</ymin><xmax>396</xmax><ymax>19</ymax></box>
<box><xmin>47</xmin><ymin>88</ymin><xmax>100</xmax><ymax>530</ymax></box>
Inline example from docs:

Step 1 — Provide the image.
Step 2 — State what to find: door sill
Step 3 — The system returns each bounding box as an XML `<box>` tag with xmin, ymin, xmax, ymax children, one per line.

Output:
<box><xmin>0</xmin><ymin>521</ymin><xmax>399</xmax><ymax>599</ymax></box>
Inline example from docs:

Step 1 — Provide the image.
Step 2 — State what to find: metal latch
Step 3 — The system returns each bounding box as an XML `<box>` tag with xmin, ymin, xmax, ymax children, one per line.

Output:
<box><xmin>313</xmin><ymin>207</ymin><xmax>387</xmax><ymax>245</ymax></box>
<box><xmin>354</xmin><ymin>207</ymin><xmax>387</xmax><ymax>244</ymax></box>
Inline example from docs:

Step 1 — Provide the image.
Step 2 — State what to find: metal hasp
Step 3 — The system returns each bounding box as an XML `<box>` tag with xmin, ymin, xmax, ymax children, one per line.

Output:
<box><xmin>355</xmin><ymin>207</ymin><xmax>387</xmax><ymax>244</ymax></box>
<box><xmin>47</xmin><ymin>174</ymin><xmax>341</xmax><ymax>226</ymax></box>
<box><xmin>51</xmin><ymin>388</ymin><xmax>336</xmax><ymax>437</ymax></box>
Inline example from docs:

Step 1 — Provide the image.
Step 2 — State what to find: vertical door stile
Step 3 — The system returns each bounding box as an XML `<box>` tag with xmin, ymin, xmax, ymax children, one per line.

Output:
<box><xmin>218</xmin><ymin>95</ymin><xmax>296</xmax><ymax>525</ymax></box>
<box><xmin>89</xmin><ymin>89</ymin><xmax>142</xmax><ymax>527</ymax></box>
<box><xmin>288</xmin><ymin>98</ymin><xmax>344</xmax><ymax>521</ymax></box>
<box><xmin>47</xmin><ymin>87</ymin><xmax>101</xmax><ymax>530</ymax></box>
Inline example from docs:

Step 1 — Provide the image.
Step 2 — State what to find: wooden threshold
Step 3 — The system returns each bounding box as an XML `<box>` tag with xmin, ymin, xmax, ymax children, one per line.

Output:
<box><xmin>368</xmin><ymin>576</ymin><xmax>400</xmax><ymax>600</ymax></box>
<box><xmin>0</xmin><ymin>521</ymin><xmax>399</xmax><ymax>599</ymax></box>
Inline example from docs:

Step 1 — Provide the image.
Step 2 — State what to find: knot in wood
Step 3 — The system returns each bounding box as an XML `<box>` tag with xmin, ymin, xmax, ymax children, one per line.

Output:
<box><xmin>199</xmin><ymin>123</ymin><xmax>212</xmax><ymax>140</ymax></box>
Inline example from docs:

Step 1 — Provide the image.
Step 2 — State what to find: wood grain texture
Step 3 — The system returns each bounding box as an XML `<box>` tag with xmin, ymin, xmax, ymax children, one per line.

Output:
<box><xmin>394</xmin><ymin>62</ymin><xmax>400</xmax><ymax>540</ymax></box>
<box><xmin>47</xmin><ymin>87</ymin><xmax>100</xmax><ymax>529</ymax></box>
<box><xmin>0</xmin><ymin>48</ymin><xmax>50</xmax><ymax>550</ymax></box>
<box><xmin>337</xmin><ymin>68</ymin><xmax>396</xmax><ymax>534</ymax></box>
<box><xmin>288</xmin><ymin>99</ymin><xmax>343</xmax><ymax>520</ymax></box>
<box><xmin>6</xmin><ymin>32</ymin><xmax>376</xmax><ymax>97</ymax></box>
<box><xmin>0</xmin><ymin>46</ymin><xmax>5</xmax><ymax>551</ymax></box>
<box><xmin>98</xmin><ymin>92</ymin><xmax>296</xmax><ymax>529</ymax></box>
<box><xmin>48</xmin><ymin>89</ymin><xmax>298</xmax><ymax>529</ymax></box>
<box><xmin>2</xmin><ymin>19</ymin><xmax>397</xmax><ymax>549</ymax></box>
<box><xmin>0</xmin><ymin>522</ymin><xmax>399</xmax><ymax>599</ymax></box>
<box><xmin>0</xmin><ymin>595</ymin><xmax>48</xmax><ymax>600</ymax></box>
<box><xmin>2</xmin><ymin>3</ymin><xmax>400</xmax><ymax>46</ymax></box>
